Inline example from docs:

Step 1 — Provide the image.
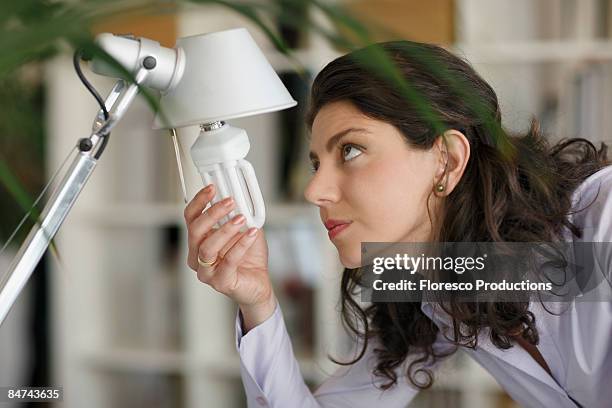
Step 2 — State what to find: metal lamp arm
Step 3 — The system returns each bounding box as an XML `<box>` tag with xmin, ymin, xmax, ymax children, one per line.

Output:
<box><xmin>0</xmin><ymin>68</ymin><xmax>149</xmax><ymax>326</ymax></box>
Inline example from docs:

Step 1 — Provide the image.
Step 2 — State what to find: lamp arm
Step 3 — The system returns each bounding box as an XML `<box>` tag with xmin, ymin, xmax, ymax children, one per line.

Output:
<box><xmin>0</xmin><ymin>69</ymin><xmax>149</xmax><ymax>326</ymax></box>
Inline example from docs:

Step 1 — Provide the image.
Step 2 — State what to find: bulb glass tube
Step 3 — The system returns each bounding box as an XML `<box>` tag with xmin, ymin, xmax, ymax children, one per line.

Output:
<box><xmin>190</xmin><ymin>122</ymin><xmax>266</xmax><ymax>229</ymax></box>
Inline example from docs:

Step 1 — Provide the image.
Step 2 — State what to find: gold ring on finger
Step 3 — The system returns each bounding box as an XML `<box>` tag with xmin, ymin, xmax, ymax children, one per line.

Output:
<box><xmin>198</xmin><ymin>255</ymin><xmax>218</xmax><ymax>268</ymax></box>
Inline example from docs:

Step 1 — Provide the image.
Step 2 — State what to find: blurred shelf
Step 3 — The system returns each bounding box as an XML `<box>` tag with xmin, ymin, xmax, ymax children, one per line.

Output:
<box><xmin>267</xmin><ymin>40</ymin><xmax>612</xmax><ymax>69</ymax></box>
<box><xmin>81</xmin><ymin>348</ymin><xmax>186</xmax><ymax>374</ymax></box>
<box><xmin>73</xmin><ymin>201</ymin><xmax>320</xmax><ymax>228</ymax></box>
<box><xmin>79</xmin><ymin>347</ymin><xmax>330</xmax><ymax>383</ymax></box>
<box><xmin>264</xmin><ymin>48</ymin><xmax>342</xmax><ymax>72</ymax></box>
<box><xmin>454</xmin><ymin>40</ymin><xmax>612</xmax><ymax>63</ymax></box>
<box><xmin>72</xmin><ymin>202</ymin><xmax>183</xmax><ymax>227</ymax></box>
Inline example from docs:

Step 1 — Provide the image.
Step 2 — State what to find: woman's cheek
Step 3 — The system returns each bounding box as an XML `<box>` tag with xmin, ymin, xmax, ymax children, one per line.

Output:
<box><xmin>331</xmin><ymin>222</ymin><xmax>366</xmax><ymax>268</ymax></box>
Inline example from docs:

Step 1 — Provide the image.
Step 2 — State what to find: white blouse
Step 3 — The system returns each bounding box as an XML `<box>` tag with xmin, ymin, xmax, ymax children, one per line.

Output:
<box><xmin>235</xmin><ymin>165</ymin><xmax>612</xmax><ymax>408</ymax></box>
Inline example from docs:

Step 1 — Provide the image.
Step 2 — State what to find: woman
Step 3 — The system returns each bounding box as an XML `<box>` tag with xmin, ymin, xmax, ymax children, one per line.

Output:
<box><xmin>183</xmin><ymin>41</ymin><xmax>612</xmax><ymax>407</ymax></box>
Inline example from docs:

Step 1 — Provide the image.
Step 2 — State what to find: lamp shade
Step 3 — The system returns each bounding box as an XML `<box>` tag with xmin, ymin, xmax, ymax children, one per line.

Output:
<box><xmin>153</xmin><ymin>28</ymin><xmax>297</xmax><ymax>129</ymax></box>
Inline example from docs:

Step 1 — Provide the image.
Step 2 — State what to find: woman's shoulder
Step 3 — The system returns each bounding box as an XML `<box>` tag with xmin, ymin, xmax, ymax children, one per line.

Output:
<box><xmin>568</xmin><ymin>165</ymin><xmax>612</xmax><ymax>241</ymax></box>
<box><xmin>571</xmin><ymin>165</ymin><xmax>612</xmax><ymax>209</ymax></box>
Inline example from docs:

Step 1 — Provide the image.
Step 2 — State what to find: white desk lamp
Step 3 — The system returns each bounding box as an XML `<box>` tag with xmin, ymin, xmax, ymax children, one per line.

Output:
<box><xmin>92</xmin><ymin>28</ymin><xmax>297</xmax><ymax>228</ymax></box>
<box><xmin>0</xmin><ymin>28</ymin><xmax>296</xmax><ymax>325</ymax></box>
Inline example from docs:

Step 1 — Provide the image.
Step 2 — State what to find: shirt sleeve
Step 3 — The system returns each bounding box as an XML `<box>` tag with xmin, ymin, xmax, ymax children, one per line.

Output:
<box><xmin>235</xmin><ymin>301</ymin><xmax>443</xmax><ymax>408</ymax></box>
<box><xmin>569</xmin><ymin>165</ymin><xmax>612</xmax><ymax>287</ymax></box>
<box><xmin>556</xmin><ymin>165</ymin><xmax>612</xmax><ymax>404</ymax></box>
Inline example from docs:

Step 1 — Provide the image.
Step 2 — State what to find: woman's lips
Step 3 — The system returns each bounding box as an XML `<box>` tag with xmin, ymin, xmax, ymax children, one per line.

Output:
<box><xmin>328</xmin><ymin>222</ymin><xmax>351</xmax><ymax>239</ymax></box>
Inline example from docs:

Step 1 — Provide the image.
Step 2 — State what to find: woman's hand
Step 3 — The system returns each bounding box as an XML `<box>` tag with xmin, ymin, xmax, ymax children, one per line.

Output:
<box><xmin>184</xmin><ymin>184</ymin><xmax>276</xmax><ymax>329</ymax></box>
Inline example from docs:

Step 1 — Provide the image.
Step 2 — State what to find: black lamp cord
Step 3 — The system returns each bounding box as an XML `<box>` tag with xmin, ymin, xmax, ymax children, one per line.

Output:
<box><xmin>72</xmin><ymin>49</ymin><xmax>110</xmax><ymax>160</ymax></box>
<box><xmin>0</xmin><ymin>51</ymin><xmax>115</xmax><ymax>256</ymax></box>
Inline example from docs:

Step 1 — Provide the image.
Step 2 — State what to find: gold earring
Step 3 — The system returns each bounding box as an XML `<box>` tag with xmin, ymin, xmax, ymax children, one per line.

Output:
<box><xmin>435</xmin><ymin>184</ymin><xmax>445</xmax><ymax>192</ymax></box>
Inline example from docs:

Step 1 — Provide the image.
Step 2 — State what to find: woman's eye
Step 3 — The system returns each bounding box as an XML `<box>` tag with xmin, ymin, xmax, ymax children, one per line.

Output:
<box><xmin>308</xmin><ymin>144</ymin><xmax>363</xmax><ymax>174</ymax></box>
<box><xmin>341</xmin><ymin>143</ymin><xmax>363</xmax><ymax>162</ymax></box>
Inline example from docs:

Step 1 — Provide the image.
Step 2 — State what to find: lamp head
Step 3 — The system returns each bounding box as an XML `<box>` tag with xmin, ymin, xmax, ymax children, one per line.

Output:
<box><xmin>90</xmin><ymin>28</ymin><xmax>297</xmax><ymax>128</ymax></box>
<box><xmin>90</xmin><ymin>33</ymin><xmax>184</xmax><ymax>93</ymax></box>
<box><xmin>89</xmin><ymin>28</ymin><xmax>297</xmax><ymax>229</ymax></box>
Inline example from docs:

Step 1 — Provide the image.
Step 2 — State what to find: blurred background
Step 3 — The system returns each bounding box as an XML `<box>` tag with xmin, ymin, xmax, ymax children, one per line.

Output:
<box><xmin>1</xmin><ymin>0</ymin><xmax>611</xmax><ymax>407</ymax></box>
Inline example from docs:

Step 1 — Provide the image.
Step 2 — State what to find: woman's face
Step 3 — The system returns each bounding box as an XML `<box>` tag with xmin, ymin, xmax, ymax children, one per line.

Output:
<box><xmin>305</xmin><ymin>100</ymin><xmax>440</xmax><ymax>268</ymax></box>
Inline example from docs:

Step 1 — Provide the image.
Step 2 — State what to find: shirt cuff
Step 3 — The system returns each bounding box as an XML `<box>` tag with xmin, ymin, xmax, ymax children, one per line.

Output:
<box><xmin>235</xmin><ymin>301</ymin><xmax>281</xmax><ymax>348</ymax></box>
<box><xmin>234</xmin><ymin>302</ymin><xmax>283</xmax><ymax>407</ymax></box>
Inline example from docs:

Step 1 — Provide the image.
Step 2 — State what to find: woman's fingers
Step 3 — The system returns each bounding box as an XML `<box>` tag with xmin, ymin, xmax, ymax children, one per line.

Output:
<box><xmin>184</xmin><ymin>184</ymin><xmax>215</xmax><ymax>224</ymax></box>
<box><xmin>187</xmin><ymin>195</ymin><xmax>236</xmax><ymax>269</ymax></box>
<box><xmin>196</xmin><ymin>213</ymin><xmax>246</xmax><ymax>278</ymax></box>
<box><xmin>198</xmin><ymin>227</ymin><xmax>259</xmax><ymax>294</ymax></box>
<box><xmin>185</xmin><ymin>184</ymin><xmax>267</xmax><ymax>301</ymax></box>
<box><xmin>218</xmin><ymin>228</ymin><xmax>259</xmax><ymax>271</ymax></box>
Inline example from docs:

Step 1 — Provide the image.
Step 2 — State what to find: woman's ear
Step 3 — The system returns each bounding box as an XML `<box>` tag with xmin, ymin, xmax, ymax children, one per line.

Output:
<box><xmin>433</xmin><ymin>129</ymin><xmax>470</xmax><ymax>196</ymax></box>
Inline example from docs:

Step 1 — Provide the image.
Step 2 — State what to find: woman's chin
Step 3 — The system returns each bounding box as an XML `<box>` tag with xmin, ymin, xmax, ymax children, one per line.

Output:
<box><xmin>338</xmin><ymin>251</ymin><xmax>362</xmax><ymax>269</ymax></box>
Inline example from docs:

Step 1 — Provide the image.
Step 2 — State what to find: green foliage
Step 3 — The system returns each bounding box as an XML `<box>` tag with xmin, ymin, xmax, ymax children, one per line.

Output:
<box><xmin>0</xmin><ymin>73</ymin><xmax>45</xmax><ymax>244</ymax></box>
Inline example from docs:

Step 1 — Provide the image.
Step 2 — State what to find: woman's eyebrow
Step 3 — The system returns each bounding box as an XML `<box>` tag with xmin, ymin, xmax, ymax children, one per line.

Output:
<box><xmin>309</xmin><ymin>127</ymin><xmax>370</xmax><ymax>161</ymax></box>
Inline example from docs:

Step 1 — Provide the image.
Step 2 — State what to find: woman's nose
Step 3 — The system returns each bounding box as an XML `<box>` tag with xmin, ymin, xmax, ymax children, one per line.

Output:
<box><xmin>304</xmin><ymin>169</ymin><xmax>340</xmax><ymax>205</ymax></box>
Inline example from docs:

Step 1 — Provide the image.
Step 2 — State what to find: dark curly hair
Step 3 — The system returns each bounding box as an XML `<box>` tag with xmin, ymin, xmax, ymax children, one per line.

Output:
<box><xmin>305</xmin><ymin>40</ymin><xmax>609</xmax><ymax>390</ymax></box>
